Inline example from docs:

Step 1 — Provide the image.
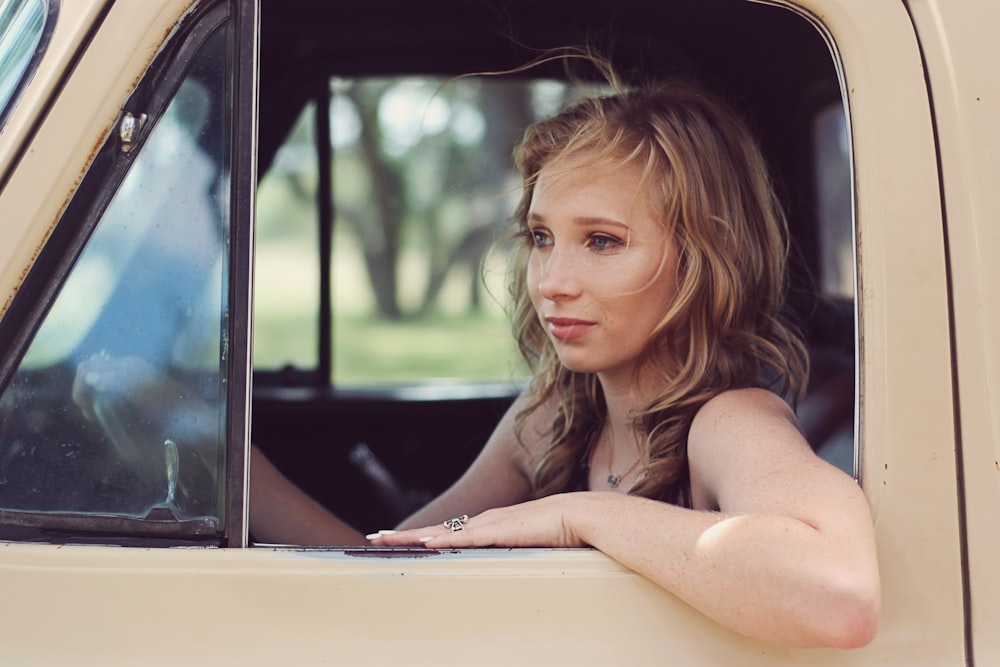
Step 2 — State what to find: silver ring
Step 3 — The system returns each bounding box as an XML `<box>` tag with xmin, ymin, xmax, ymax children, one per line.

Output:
<box><xmin>443</xmin><ymin>514</ymin><xmax>468</xmax><ymax>532</ymax></box>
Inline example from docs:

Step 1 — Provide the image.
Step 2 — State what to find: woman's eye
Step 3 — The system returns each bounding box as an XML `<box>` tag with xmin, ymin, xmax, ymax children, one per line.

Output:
<box><xmin>530</xmin><ymin>230</ymin><xmax>551</xmax><ymax>248</ymax></box>
<box><xmin>588</xmin><ymin>234</ymin><xmax>623</xmax><ymax>251</ymax></box>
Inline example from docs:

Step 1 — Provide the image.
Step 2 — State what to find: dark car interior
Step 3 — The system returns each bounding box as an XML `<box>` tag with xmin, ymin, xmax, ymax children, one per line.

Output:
<box><xmin>250</xmin><ymin>0</ymin><xmax>856</xmax><ymax>534</ymax></box>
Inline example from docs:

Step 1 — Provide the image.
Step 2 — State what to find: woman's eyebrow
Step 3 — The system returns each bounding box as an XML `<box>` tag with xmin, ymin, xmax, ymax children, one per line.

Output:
<box><xmin>528</xmin><ymin>211</ymin><xmax>630</xmax><ymax>230</ymax></box>
<box><xmin>574</xmin><ymin>216</ymin><xmax>630</xmax><ymax>231</ymax></box>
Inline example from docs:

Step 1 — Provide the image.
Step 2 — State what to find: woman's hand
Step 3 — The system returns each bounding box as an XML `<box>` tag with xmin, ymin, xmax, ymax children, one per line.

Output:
<box><xmin>367</xmin><ymin>493</ymin><xmax>588</xmax><ymax>549</ymax></box>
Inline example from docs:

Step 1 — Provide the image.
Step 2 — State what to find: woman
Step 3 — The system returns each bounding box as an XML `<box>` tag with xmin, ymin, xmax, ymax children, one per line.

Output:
<box><xmin>251</xmin><ymin>75</ymin><xmax>880</xmax><ymax>649</ymax></box>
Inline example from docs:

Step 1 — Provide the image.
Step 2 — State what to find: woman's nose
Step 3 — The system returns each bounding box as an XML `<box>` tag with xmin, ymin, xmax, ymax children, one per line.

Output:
<box><xmin>535</xmin><ymin>247</ymin><xmax>582</xmax><ymax>300</ymax></box>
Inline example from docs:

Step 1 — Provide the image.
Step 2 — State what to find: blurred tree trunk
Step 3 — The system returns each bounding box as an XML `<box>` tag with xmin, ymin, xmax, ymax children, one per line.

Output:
<box><xmin>417</xmin><ymin>83</ymin><xmax>535</xmax><ymax>315</ymax></box>
<box><xmin>342</xmin><ymin>83</ymin><xmax>404</xmax><ymax>320</ymax></box>
<box><xmin>338</xmin><ymin>80</ymin><xmax>538</xmax><ymax>320</ymax></box>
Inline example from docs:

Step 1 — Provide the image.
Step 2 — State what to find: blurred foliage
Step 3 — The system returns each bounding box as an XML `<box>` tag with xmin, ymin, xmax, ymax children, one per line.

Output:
<box><xmin>255</xmin><ymin>76</ymin><xmax>577</xmax><ymax>384</ymax></box>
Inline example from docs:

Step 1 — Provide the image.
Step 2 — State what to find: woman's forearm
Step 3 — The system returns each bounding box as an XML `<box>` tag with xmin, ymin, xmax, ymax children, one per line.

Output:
<box><xmin>249</xmin><ymin>446</ymin><xmax>366</xmax><ymax>546</ymax></box>
<box><xmin>566</xmin><ymin>492</ymin><xmax>879</xmax><ymax>649</ymax></box>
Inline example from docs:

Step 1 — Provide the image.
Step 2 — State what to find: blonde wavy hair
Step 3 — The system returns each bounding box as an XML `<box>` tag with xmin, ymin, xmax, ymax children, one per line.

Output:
<box><xmin>508</xmin><ymin>70</ymin><xmax>809</xmax><ymax>504</ymax></box>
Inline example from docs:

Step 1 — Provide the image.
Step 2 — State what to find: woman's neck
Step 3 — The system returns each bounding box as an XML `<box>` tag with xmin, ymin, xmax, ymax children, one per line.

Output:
<box><xmin>589</xmin><ymin>379</ymin><xmax>648</xmax><ymax>491</ymax></box>
<box><xmin>598</xmin><ymin>365</ymin><xmax>661</xmax><ymax>426</ymax></box>
<box><xmin>596</xmin><ymin>371</ymin><xmax>659</xmax><ymax>462</ymax></box>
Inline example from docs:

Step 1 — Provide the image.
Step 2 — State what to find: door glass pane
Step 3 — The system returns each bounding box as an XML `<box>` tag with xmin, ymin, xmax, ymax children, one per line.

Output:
<box><xmin>0</xmin><ymin>25</ymin><xmax>230</xmax><ymax>523</ymax></box>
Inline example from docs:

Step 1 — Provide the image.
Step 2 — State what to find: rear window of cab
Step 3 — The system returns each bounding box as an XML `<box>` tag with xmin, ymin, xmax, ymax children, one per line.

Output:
<box><xmin>253</xmin><ymin>74</ymin><xmax>853</xmax><ymax>387</ymax></box>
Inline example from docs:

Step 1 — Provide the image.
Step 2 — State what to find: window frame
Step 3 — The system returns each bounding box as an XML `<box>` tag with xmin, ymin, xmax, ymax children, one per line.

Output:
<box><xmin>0</xmin><ymin>0</ymin><xmax>257</xmax><ymax>546</ymax></box>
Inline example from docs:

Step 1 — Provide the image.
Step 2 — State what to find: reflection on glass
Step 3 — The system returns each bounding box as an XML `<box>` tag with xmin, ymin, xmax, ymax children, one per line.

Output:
<box><xmin>814</xmin><ymin>103</ymin><xmax>854</xmax><ymax>299</ymax></box>
<box><xmin>0</xmin><ymin>26</ymin><xmax>230</xmax><ymax>523</ymax></box>
<box><xmin>0</xmin><ymin>0</ymin><xmax>47</xmax><ymax>126</ymax></box>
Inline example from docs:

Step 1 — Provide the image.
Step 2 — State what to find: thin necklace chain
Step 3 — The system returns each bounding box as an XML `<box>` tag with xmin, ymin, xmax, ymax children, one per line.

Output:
<box><xmin>605</xmin><ymin>428</ymin><xmax>642</xmax><ymax>488</ymax></box>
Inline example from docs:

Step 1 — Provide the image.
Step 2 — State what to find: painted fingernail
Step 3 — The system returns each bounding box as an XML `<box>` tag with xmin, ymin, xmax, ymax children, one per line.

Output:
<box><xmin>365</xmin><ymin>533</ymin><xmax>380</xmax><ymax>541</ymax></box>
<box><xmin>419</xmin><ymin>536</ymin><xmax>434</xmax><ymax>543</ymax></box>
<box><xmin>378</xmin><ymin>530</ymin><xmax>397</xmax><ymax>536</ymax></box>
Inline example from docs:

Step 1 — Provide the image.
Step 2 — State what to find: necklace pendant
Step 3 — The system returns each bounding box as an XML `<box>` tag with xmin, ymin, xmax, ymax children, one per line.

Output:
<box><xmin>607</xmin><ymin>473</ymin><xmax>621</xmax><ymax>488</ymax></box>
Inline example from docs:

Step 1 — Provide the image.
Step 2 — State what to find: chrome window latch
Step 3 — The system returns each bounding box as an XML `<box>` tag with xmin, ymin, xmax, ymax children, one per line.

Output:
<box><xmin>119</xmin><ymin>111</ymin><xmax>148</xmax><ymax>153</ymax></box>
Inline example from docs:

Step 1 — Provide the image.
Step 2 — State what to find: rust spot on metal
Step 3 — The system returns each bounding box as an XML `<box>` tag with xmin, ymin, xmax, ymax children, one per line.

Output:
<box><xmin>2</xmin><ymin>0</ymin><xmax>199</xmax><ymax>323</ymax></box>
<box><xmin>1</xmin><ymin>122</ymin><xmax>109</xmax><ymax>323</ymax></box>
<box><xmin>0</xmin><ymin>287</ymin><xmax>16</xmax><ymax>318</ymax></box>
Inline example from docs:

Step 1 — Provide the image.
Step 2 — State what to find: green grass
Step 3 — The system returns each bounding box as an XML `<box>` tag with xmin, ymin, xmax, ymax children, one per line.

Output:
<box><xmin>335</xmin><ymin>311</ymin><xmax>526</xmax><ymax>384</ymax></box>
<box><xmin>253</xmin><ymin>309</ymin><xmax>528</xmax><ymax>385</ymax></box>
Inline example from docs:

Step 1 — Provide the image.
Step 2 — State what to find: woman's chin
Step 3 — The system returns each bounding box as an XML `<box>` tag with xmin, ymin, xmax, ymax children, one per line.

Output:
<box><xmin>555</xmin><ymin>354</ymin><xmax>601</xmax><ymax>375</ymax></box>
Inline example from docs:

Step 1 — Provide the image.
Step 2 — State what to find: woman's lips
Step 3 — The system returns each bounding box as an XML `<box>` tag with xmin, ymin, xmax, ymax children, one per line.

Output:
<box><xmin>545</xmin><ymin>317</ymin><xmax>597</xmax><ymax>341</ymax></box>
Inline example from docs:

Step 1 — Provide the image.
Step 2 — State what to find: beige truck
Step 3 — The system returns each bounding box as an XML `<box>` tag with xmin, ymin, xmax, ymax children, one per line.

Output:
<box><xmin>0</xmin><ymin>0</ymin><xmax>995</xmax><ymax>663</ymax></box>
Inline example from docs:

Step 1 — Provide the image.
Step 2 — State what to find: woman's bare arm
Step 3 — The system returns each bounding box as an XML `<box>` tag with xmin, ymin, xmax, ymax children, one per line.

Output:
<box><xmin>376</xmin><ymin>388</ymin><xmax>880</xmax><ymax>649</ymax></box>
<box><xmin>249</xmin><ymin>446</ymin><xmax>367</xmax><ymax>545</ymax></box>
<box><xmin>384</xmin><ymin>390</ymin><xmax>540</xmax><ymax>531</ymax></box>
<box><xmin>249</xmin><ymin>389</ymin><xmax>540</xmax><ymax>545</ymax></box>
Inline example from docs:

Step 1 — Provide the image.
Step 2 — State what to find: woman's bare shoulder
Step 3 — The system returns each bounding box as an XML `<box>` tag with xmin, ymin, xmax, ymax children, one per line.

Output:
<box><xmin>687</xmin><ymin>387</ymin><xmax>815</xmax><ymax>511</ymax></box>
<box><xmin>689</xmin><ymin>387</ymin><xmax>800</xmax><ymax>452</ymax></box>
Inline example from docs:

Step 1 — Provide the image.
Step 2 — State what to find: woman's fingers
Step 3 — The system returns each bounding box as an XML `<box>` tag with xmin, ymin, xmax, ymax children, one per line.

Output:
<box><xmin>365</xmin><ymin>496</ymin><xmax>584</xmax><ymax>549</ymax></box>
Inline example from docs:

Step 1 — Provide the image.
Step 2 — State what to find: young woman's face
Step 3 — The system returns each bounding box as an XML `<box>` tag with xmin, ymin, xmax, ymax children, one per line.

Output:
<box><xmin>526</xmin><ymin>155</ymin><xmax>679</xmax><ymax>383</ymax></box>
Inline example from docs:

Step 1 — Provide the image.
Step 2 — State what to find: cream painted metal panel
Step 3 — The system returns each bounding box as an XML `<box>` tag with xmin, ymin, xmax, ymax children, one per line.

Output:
<box><xmin>766</xmin><ymin>0</ymin><xmax>963</xmax><ymax>662</ymax></box>
<box><xmin>0</xmin><ymin>0</ymin><xmax>198</xmax><ymax>317</ymax></box>
<box><xmin>0</xmin><ymin>544</ymin><xmax>897</xmax><ymax>665</ymax></box>
<box><xmin>907</xmin><ymin>0</ymin><xmax>1000</xmax><ymax>664</ymax></box>
<box><xmin>0</xmin><ymin>0</ymin><xmax>967</xmax><ymax>663</ymax></box>
<box><xmin>0</xmin><ymin>1</ymin><xmax>107</xmax><ymax>177</ymax></box>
